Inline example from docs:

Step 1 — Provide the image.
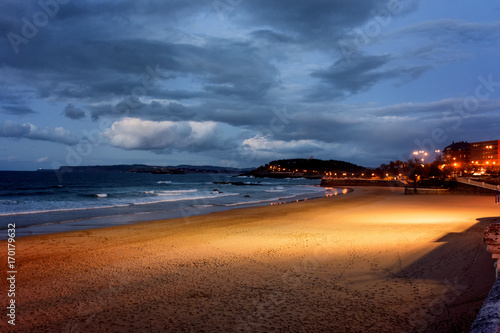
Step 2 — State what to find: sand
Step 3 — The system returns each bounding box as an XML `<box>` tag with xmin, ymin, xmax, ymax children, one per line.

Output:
<box><xmin>1</xmin><ymin>186</ymin><xmax>499</xmax><ymax>332</ymax></box>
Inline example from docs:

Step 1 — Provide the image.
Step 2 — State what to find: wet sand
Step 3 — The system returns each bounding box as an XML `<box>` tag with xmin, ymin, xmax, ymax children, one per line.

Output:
<box><xmin>1</xmin><ymin>186</ymin><xmax>498</xmax><ymax>332</ymax></box>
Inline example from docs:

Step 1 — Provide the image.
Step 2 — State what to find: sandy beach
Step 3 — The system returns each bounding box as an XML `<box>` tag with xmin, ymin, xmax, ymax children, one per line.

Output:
<box><xmin>2</xmin><ymin>186</ymin><xmax>499</xmax><ymax>332</ymax></box>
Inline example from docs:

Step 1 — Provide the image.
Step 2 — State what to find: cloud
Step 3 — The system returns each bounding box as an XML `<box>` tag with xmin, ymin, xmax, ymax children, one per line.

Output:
<box><xmin>370</xmin><ymin>19</ymin><xmax>500</xmax><ymax>67</ymax></box>
<box><xmin>0</xmin><ymin>0</ymin><xmax>419</xmax><ymax>117</ymax></box>
<box><xmin>104</xmin><ymin>117</ymin><xmax>236</xmax><ymax>152</ymax></box>
<box><xmin>1</xmin><ymin>1</ymin><xmax>499</xmax><ymax>169</ymax></box>
<box><xmin>36</xmin><ymin>156</ymin><xmax>48</xmax><ymax>163</ymax></box>
<box><xmin>90</xmin><ymin>99</ymin><xmax>195</xmax><ymax>122</ymax></box>
<box><xmin>1</xmin><ymin>105</ymin><xmax>36</xmax><ymax>116</ymax></box>
<box><xmin>368</xmin><ymin>98</ymin><xmax>500</xmax><ymax>118</ymax></box>
<box><xmin>1</xmin><ymin>0</ymin><xmax>417</xmax><ymax>108</ymax></box>
<box><xmin>309</xmin><ymin>54</ymin><xmax>430</xmax><ymax>99</ymax></box>
<box><xmin>251</xmin><ymin>30</ymin><xmax>297</xmax><ymax>44</ymax></box>
<box><xmin>391</xmin><ymin>19</ymin><xmax>500</xmax><ymax>45</ymax></box>
<box><xmin>98</xmin><ymin>96</ymin><xmax>500</xmax><ymax>166</ymax></box>
<box><xmin>236</xmin><ymin>134</ymin><xmax>327</xmax><ymax>164</ymax></box>
<box><xmin>1</xmin><ymin>36</ymin><xmax>279</xmax><ymax>104</ymax></box>
<box><xmin>0</xmin><ymin>120</ymin><xmax>78</xmax><ymax>145</ymax></box>
<box><xmin>63</xmin><ymin>103</ymin><xmax>86</xmax><ymax>120</ymax></box>
<box><xmin>0</xmin><ymin>120</ymin><xmax>30</xmax><ymax>137</ymax></box>
<box><xmin>226</xmin><ymin>97</ymin><xmax>500</xmax><ymax>166</ymax></box>
<box><xmin>239</xmin><ymin>0</ymin><xmax>403</xmax><ymax>44</ymax></box>
<box><xmin>243</xmin><ymin>134</ymin><xmax>327</xmax><ymax>153</ymax></box>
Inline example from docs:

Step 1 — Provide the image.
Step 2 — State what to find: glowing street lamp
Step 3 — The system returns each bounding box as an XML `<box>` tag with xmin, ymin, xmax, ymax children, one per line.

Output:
<box><xmin>413</xmin><ymin>150</ymin><xmax>429</xmax><ymax>163</ymax></box>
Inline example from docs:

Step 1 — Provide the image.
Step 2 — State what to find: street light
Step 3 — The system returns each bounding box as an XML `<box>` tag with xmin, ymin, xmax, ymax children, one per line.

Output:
<box><xmin>413</xmin><ymin>150</ymin><xmax>429</xmax><ymax>163</ymax></box>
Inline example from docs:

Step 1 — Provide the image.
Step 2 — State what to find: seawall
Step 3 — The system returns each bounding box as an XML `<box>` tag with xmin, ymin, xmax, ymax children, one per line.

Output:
<box><xmin>320</xmin><ymin>178</ymin><xmax>404</xmax><ymax>187</ymax></box>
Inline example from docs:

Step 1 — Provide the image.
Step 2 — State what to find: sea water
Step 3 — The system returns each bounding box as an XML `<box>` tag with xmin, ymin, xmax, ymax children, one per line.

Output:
<box><xmin>0</xmin><ymin>171</ymin><xmax>341</xmax><ymax>238</ymax></box>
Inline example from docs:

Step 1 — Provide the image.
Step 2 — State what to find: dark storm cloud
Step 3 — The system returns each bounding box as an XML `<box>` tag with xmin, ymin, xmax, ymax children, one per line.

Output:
<box><xmin>1</xmin><ymin>2</ymin><xmax>273</xmax><ymax>118</ymax></box>
<box><xmin>89</xmin><ymin>99</ymin><xmax>284</xmax><ymax>128</ymax></box>
<box><xmin>0</xmin><ymin>0</ymin><xmax>206</xmax><ymax>36</ymax></box>
<box><xmin>370</xmin><ymin>20</ymin><xmax>500</xmax><ymax>68</ymax></box>
<box><xmin>247</xmin><ymin>97</ymin><xmax>500</xmax><ymax>166</ymax></box>
<box><xmin>54</xmin><ymin>0</ymin><xmax>208</xmax><ymax>22</ymax></box>
<box><xmin>0</xmin><ymin>0</ymin><xmax>418</xmax><ymax>118</ymax></box>
<box><xmin>62</xmin><ymin>103</ymin><xmax>85</xmax><ymax>120</ymax></box>
<box><xmin>1</xmin><ymin>0</ymin><xmax>499</xmax><ymax>168</ymax></box>
<box><xmin>271</xmin><ymin>112</ymin><xmax>357</xmax><ymax>143</ymax></box>
<box><xmin>0</xmin><ymin>120</ymin><xmax>78</xmax><ymax>145</ymax></box>
<box><xmin>309</xmin><ymin>54</ymin><xmax>430</xmax><ymax>99</ymax></box>
<box><xmin>391</xmin><ymin>20</ymin><xmax>500</xmax><ymax>45</ymax></box>
<box><xmin>90</xmin><ymin>99</ymin><xmax>196</xmax><ymax>122</ymax></box>
<box><xmin>369</xmin><ymin>99</ymin><xmax>500</xmax><ymax>118</ymax></box>
<box><xmin>0</xmin><ymin>120</ymin><xmax>30</xmax><ymax>137</ymax></box>
<box><xmin>453</xmin><ymin>113</ymin><xmax>500</xmax><ymax>140</ymax></box>
<box><xmin>239</xmin><ymin>0</ymin><xmax>403</xmax><ymax>42</ymax></box>
<box><xmin>279</xmin><ymin>99</ymin><xmax>496</xmax><ymax>145</ymax></box>
<box><xmin>86</xmin><ymin>94</ymin><xmax>500</xmax><ymax>166</ymax></box>
<box><xmin>0</xmin><ymin>0</ymin><xmax>417</xmax><ymax>106</ymax></box>
<box><xmin>1</xmin><ymin>105</ymin><xmax>36</xmax><ymax>116</ymax></box>
<box><xmin>1</xmin><ymin>37</ymin><xmax>278</xmax><ymax>104</ymax></box>
<box><xmin>250</xmin><ymin>30</ymin><xmax>297</xmax><ymax>44</ymax></box>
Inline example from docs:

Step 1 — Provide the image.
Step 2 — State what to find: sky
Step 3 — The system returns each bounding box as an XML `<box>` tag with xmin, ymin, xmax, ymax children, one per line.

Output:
<box><xmin>1</xmin><ymin>0</ymin><xmax>500</xmax><ymax>171</ymax></box>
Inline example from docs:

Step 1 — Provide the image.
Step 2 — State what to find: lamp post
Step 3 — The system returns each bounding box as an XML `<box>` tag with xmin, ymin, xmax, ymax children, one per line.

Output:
<box><xmin>413</xmin><ymin>150</ymin><xmax>428</xmax><ymax>165</ymax></box>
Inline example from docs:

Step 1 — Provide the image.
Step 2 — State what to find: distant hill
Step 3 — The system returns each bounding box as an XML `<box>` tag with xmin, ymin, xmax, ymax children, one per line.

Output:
<box><xmin>41</xmin><ymin>164</ymin><xmax>253</xmax><ymax>174</ymax></box>
<box><xmin>243</xmin><ymin>158</ymin><xmax>365</xmax><ymax>178</ymax></box>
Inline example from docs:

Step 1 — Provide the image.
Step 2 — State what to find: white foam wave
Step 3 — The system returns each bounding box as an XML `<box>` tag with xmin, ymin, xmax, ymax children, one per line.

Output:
<box><xmin>0</xmin><ymin>200</ymin><xmax>19</xmax><ymax>205</ymax></box>
<box><xmin>225</xmin><ymin>192</ymin><xmax>319</xmax><ymax>207</ymax></box>
<box><xmin>132</xmin><ymin>192</ymin><xmax>240</xmax><ymax>205</ymax></box>
<box><xmin>193</xmin><ymin>204</ymin><xmax>214</xmax><ymax>208</ymax></box>
<box><xmin>265</xmin><ymin>186</ymin><xmax>285</xmax><ymax>192</ymax></box>
<box><xmin>156</xmin><ymin>189</ymin><xmax>198</xmax><ymax>196</ymax></box>
<box><xmin>0</xmin><ymin>203</ymin><xmax>132</xmax><ymax>217</ymax></box>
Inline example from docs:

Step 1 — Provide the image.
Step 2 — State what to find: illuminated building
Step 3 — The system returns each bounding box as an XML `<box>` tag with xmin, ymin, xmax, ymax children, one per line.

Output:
<box><xmin>469</xmin><ymin>140</ymin><xmax>500</xmax><ymax>167</ymax></box>
<box><xmin>443</xmin><ymin>140</ymin><xmax>500</xmax><ymax>173</ymax></box>
<box><xmin>443</xmin><ymin>141</ymin><xmax>470</xmax><ymax>168</ymax></box>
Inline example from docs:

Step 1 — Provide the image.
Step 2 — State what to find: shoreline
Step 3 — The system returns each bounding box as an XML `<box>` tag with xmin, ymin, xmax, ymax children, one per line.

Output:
<box><xmin>0</xmin><ymin>172</ymin><xmax>327</xmax><ymax>237</ymax></box>
<box><xmin>0</xmin><ymin>186</ymin><xmax>351</xmax><ymax>240</ymax></box>
<box><xmin>2</xmin><ymin>186</ymin><xmax>499</xmax><ymax>332</ymax></box>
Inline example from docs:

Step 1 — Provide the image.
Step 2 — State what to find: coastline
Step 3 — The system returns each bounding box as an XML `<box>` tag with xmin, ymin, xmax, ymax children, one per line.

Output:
<box><xmin>0</xmin><ymin>186</ymin><xmax>349</xmax><ymax>239</ymax></box>
<box><xmin>2</xmin><ymin>186</ymin><xmax>499</xmax><ymax>332</ymax></box>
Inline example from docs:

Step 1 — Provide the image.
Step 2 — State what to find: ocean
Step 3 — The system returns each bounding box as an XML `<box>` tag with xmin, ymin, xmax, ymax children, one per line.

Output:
<box><xmin>0</xmin><ymin>171</ymin><xmax>342</xmax><ymax>238</ymax></box>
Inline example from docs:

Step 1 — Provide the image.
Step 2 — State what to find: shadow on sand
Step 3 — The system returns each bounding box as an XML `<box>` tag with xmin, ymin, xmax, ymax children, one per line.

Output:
<box><xmin>393</xmin><ymin>216</ymin><xmax>500</xmax><ymax>332</ymax></box>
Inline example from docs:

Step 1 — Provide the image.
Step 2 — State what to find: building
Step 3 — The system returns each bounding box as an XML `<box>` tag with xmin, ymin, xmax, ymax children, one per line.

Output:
<box><xmin>470</xmin><ymin>140</ymin><xmax>500</xmax><ymax>167</ymax></box>
<box><xmin>442</xmin><ymin>140</ymin><xmax>500</xmax><ymax>174</ymax></box>
<box><xmin>443</xmin><ymin>141</ymin><xmax>470</xmax><ymax>168</ymax></box>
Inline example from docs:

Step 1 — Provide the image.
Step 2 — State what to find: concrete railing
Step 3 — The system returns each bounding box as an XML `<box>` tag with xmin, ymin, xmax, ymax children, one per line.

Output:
<box><xmin>457</xmin><ymin>178</ymin><xmax>500</xmax><ymax>192</ymax></box>
<box><xmin>320</xmin><ymin>178</ymin><xmax>405</xmax><ymax>187</ymax></box>
<box><xmin>403</xmin><ymin>187</ymin><xmax>449</xmax><ymax>195</ymax></box>
<box><xmin>469</xmin><ymin>221</ymin><xmax>500</xmax><ymax>332</ymax></box>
